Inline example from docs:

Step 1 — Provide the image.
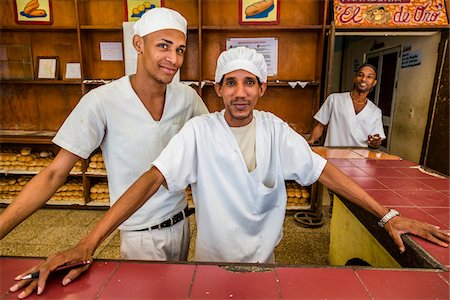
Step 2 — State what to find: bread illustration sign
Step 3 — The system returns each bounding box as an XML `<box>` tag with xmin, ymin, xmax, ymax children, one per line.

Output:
<box><xmin>245</xmin><ymin>0</ymin><xmax>274</xmax><ymax>17</ymax></box>
<box><xmin>20</xmin><ymin>0</ymin><xmax>47</xmax><ymax>18</ymax></box>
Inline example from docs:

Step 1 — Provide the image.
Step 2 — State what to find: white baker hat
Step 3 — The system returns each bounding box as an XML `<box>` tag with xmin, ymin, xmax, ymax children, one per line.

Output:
<box><xmin>214</xmin><ymin>47</ymin><xmax>268</xmax><ymax>83</ymax></box>
<box><xmin>133</xmin><ymin>8</ymin><xmax>187</xmax><ymax>37</ymax></box>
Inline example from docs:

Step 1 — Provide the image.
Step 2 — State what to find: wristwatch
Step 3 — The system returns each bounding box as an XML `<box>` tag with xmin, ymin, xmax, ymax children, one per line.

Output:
<box><xmin>378</xmin><ymin>209</ymin><xmax>400</xmax><ymax>228</ymax></box>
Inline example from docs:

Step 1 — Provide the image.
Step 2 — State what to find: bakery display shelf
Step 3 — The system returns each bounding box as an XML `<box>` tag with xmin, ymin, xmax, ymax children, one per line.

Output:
<box><xmin>0</xmin><ymin>26</ymin><xmax>77</xmax><ymax>32</ymax></box>
<box><xmin>1</xmin><ymin>79</ymin><xmax>82</xmax><ymax>85</ymax></box>
<box><xmin>201</xmin><ymin>25</ymin><xmax>324</xmax><ymax>31</ymax></box>
<box><xmin>86</xmin><ymin>201</ymin><xmax>109</xmax><ymax>207</ymax></box>
<box><xmin>45</xmin><ymin>199</ymin><xmax>85</xmax><ymax>206</ymax></box>
<box><xmin>85</xmin><ymin>172</ymin><xmax>107</xmax><ymax>177</ymax></box>
<box><xmin>0</xmin><ymin>169</ymin><xmax>82</xmax><ymax>175</ymax></box>
<box><xmin>0</xmin><ymin>130</ymin><xmax>55</xmax><ymax>144</ymax></box>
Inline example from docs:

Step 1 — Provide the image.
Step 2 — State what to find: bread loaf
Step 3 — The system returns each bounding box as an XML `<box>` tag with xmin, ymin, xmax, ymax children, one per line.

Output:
<box><xmin>245</xmin><ymin>0</ymin><xmax>274</xmax><ymax>16</ymax></box>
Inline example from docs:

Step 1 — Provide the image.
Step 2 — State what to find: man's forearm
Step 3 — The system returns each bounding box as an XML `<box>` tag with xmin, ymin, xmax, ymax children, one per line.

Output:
<box><xmin>318</xmin><ymin>162</ymin><xmax>388</xmax><ymax>218</ymax></box>
<box><xmin>77</xmin><ymin>167</ymin><xmax>165</xmax><ymax>253</ymax></box>
<box><xmin>0</xmin><ymin>169</ymin><xmax>68</xmax><ymax>239</ymax></box>
<box><xmin>308</xmin><ymin>123</ymin><xmax>325</xmax><ymax>144</ymax></box>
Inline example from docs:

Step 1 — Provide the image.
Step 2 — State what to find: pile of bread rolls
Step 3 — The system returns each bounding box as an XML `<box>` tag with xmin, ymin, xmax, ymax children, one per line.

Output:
<box><xmin>286</xmin><ymin>182</ymin><xmax>310</xmax><ymax>207</ymax></box>
<box><xmin>0</xmin><ymin>148</ymin><xmax>81</xmax><ymax>173</ymax></box>
<box><xmin>50</xmin><ymin>179</ymin><xmax>84</xmax><ymax>202</ymax></box>
<box><xmin>0</xmin><ymin>176</ymin><xmax>83</xmax><ymax>203</ymax></box>
<box><xmin>89</xmin><ymin>182</ymin><xmax>109</xmax><ymax>203</ymax></box>
<box><xmin>0</xmin><ymin>176</ymin><xmax>31</xmax><ymax>202</ymax></box>
<box><xmin>87</xmin><ymin>153</ymin><xmax>106</xmax><ymax>174</ymax></box>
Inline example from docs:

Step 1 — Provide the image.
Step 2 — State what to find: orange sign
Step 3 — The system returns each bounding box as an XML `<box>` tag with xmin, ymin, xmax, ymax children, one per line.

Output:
<box><xmin>334</xmin><ymin>0</ymin><xmax>448</xmax><ymax>27</ymax></box>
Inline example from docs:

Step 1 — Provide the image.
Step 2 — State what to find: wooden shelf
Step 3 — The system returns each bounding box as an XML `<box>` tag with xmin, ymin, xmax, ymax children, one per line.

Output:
<box><xmin>201</xmin><ymin>25</ymin><xmax>325</xmax><ymax>31</ymax></box>
<box><xmin>0</xmin><ymin>26</ymin><xmax>77</xmax><ymax>31</ymax></box>
<box><xmin>1</xmin><ymin>80</ymin><xmax>82</xmax><ymax>85</ymax></box>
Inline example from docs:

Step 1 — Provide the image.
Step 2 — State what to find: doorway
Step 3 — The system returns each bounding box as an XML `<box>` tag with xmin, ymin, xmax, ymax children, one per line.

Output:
<box><xmin>365</xmin><ymin>46</ymin><xmax>401</xmax><ymax>151</ymax></box>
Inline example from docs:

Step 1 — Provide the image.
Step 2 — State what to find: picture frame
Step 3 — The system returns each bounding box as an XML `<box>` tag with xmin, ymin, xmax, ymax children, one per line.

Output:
<box><xmin>239</xmin><ymin>0</ymin><xmax>280</xmax><ymax>25</ymax></box>
<box><xmin>36</xmin><ymin>56</ymin><xmax>58</xmax><ymax>79</ymax></box>
<box><xmin>124</xmin><ymin>0</ymin><xmax>163</xmax><ymax>22</ymax></box>
<box><xmin>14</xmin><ymin>0</ymin><xmax>53</xmax><ymax>25</ymax></box>
<box><xmin>63</xmin><ymin>62</ymin><xmax>81</xmax><ymax>80</ymax></box>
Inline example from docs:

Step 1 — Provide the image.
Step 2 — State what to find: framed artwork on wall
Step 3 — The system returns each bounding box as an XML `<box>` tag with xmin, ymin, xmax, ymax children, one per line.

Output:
<box><xmin>239</xmin><ymin>0</ymin><xmax>280</xmax><ymax>25</ymax></box>
<box><xmin>63</xmin><ymin>62</ymin><xmax>81</xmax><ymax>80</ymax></box>
<box><xmin>124</xmin><ymin>0</ymin><xmax>163</xmax><ymax>22</ymax></box>
<box><xmin>14</xmin><ymin>0</ymin><xmax>53</xmax><ymax>25</ymax></box>
<box><xmin>36</xmin><ymin>56</ymin><xmax>58</xmax><ymax>79</ymax></box>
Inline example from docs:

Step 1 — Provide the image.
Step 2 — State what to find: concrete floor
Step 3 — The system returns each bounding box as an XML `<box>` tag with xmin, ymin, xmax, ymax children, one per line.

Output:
<box><xmin>0</xmin><ymin>206</ymin><xmax>330</xmax><ymax>265</ymax></box>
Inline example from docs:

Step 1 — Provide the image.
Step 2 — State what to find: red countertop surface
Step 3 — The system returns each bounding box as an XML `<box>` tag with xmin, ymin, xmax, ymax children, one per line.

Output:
<box><xmin>1</xmin><ymin>258</ymin><xmax>449</xmax><ymax>299</ymax></box>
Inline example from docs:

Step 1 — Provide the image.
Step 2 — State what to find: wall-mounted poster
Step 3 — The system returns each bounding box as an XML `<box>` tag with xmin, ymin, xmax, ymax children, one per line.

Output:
<box><xmin>333</xmin><ymin>0</ymin><xmax>448</xmax><ymax>28</ymax></box>
<box><xmin>14</xmin><ymin>0</ymin><xmax>53</xmax><ymax>25</ymax></box>
<box><xmin>239</xmin><ymin>0</ymin><xmax>280</xmax><ymax>25</ymax></box>
<box><xmin>125</xmin><ymin>0</ymin><xmax>163</xmax><ymax>22</ymax></box>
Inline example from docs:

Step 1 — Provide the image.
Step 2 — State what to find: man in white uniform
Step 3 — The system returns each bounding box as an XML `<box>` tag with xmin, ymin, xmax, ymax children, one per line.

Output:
<box><xmin>1</xmin><ymin>8</ymin><xmax>208</xmax><ymax>267</ymax></box>
<box><xmin>11</xmin><ymin>47</ymin><xmax>449</xmax><ymax>298</ymax></box>
<box><xmin>308</xmin><ymin>64</ymin><xmax>385</xmax><ymax>148</ymax></box>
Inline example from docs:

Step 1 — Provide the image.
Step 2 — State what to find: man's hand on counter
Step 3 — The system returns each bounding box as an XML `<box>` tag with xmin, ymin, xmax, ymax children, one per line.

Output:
<box><xmin>385</xmin><ymin>216</ymin><xmax>450</xmax><ymax>253</ymax></box>
<box><xmin>9</xmin><ymin>245</ymin><xmax>93</xmax><ymax>299</ymax></box>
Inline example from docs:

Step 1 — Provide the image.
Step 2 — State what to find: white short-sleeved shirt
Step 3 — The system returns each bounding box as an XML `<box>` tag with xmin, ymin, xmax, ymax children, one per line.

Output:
<box><xmin>314</xmin><ymin>92</ymin><xmax>386</xmax><ymax>147</ymax></box>
<box><xmin>153</xmin><ymin>110</ymin><xmax>327</xmax><ymax>263</ymax></box>
<box><xmin>53</xmin><ymin>76</ymin><xmax>208</xmax><ymax>230</ymax></box>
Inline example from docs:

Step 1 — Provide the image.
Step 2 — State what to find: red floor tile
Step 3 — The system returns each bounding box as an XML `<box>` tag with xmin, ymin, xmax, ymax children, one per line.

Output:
<box><xmin>276</xmin><ymin>267</ymin><xmax>370</xmax><ymax>299</ymax></box>
<box><xmin>359</xmin><ymin>167</ymin><xmax>405</xmax><ymax>178</ymax></box>
<box><xmin>356</xmin><ymin>269</ymin><xmax>449</xmax><ymax>299</ymax></box>
<box><xmin>337</xmin><ymin>166</ymin><xmax>369</xmax><ymax>177</ymax></box>
<box><xmin>190</xmin><ymin>265</ymin><xmax>279</xmax><ymax>299</ymax></box>
<box><xmin>2</xmin><ymin>259</ymin><xmax>118</xmax><ymax>300</ymax></box>
<box><xmin>419</xmin><ymin>178</ymin><xmax>450</xmax><ymax>191</ymax></box>
<box><xmin>394</xmin><ymin>190</ymin><xmax>450</xmax><ymax>207</ymax></box>
<box><xmin>350</xmin><ymin>177</ymin><xmax>388</xmax><ymax>189</ymax></box>
<box><xmin>365</xmin><ymin>190</ymin><xmax>415</xmax><ymax>207</ymax></box>
<box><xmin>377</xmin><ymin>178</ymin><xmax>431</xmax><ymax>191</ymax></box>
<box><xmin>98</xmin><ymin>262</ymin><xmax>195</xmax><ymax>299</ymax></box>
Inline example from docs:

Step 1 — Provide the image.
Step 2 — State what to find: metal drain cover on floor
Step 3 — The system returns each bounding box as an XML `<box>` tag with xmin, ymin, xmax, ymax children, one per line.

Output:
<box><xmin>294</xmin><ymin>211</ymin><xmax>324</xmax><ymax>228</ymax></box>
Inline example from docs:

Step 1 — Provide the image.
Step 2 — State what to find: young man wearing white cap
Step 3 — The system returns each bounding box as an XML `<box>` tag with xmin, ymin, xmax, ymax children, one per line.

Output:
<box><xmin>1</xmin><ymin>7</ymin><xmax>208</xmax><ymax>266</ymax></box>
<box><xmin>10</xmin><ymin>47</ymin><xmax>449</xmax><ymax>298</ymax></box>
<box><xmin>307</xmin><ymin>64</ymin><xmax>385</xmax><ymax>148</ymax></box>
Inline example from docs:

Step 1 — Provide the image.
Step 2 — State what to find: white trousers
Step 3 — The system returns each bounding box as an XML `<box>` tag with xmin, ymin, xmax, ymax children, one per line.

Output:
<box><xmin>120</xmin><ymin>217</ymin><xmax>190</xmax><ymax>261</ymax></box>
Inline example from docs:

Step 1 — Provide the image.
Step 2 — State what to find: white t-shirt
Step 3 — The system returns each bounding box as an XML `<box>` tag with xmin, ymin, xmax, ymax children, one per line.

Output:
<box><xmin>153</xmin><ymin>110</ymin><xmax>327</xmax><ymax>263</ymax></box>
<box><xmin>314</xmin><ymin>92</ymin><xmax>386</xmax><ymax>147</ymax></box>
<box><xmin>53</xmin><ymin>76</ymin><xmax>208</xmax><ymax>230</ymax></box>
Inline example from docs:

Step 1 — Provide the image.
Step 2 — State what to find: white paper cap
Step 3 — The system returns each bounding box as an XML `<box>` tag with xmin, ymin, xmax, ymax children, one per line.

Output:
<box><xmin>133</xmin><ymin>8</ymin><xmax>187</xmax><ymax>37</ymax></box>
<box><xmin>214</xmin><ymin>47</ymin><xmax>268</xmax><ymax>83</ymax></box>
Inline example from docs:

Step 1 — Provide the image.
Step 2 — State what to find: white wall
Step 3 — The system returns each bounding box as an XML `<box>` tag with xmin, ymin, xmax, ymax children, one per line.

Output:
<box><xmin>338</xmin><ymin>33</ymin><xmax>441</xmax><ymax>162</ymax></box>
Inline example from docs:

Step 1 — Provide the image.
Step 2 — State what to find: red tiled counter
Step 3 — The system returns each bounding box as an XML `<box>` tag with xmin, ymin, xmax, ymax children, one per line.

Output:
<box><xmin>1</xmin><ymin>258</ymin><xmax>449</xmax><ymax>299</ymax></box>
<box><xmin>313</xmin><ymin>147</ymin><xmax>449</xmax><ymax>269</ymax></box>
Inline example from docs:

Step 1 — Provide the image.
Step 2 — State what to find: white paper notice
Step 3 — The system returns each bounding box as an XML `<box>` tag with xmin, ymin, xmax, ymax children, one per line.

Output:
<box><xmin>226</xmin><ymin>37</ymin><xmax>278</xmax><ymax>77</ymax></box>
<box><xmin>100</xmin><ymin>42</ymin><xmax>123</xmax><ymax>61</ymax></box>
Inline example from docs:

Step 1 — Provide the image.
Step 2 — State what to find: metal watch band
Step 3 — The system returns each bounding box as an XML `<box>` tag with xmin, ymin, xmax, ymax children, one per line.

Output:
<box><xmin>378</xmin><ymin>209</ymin><xmax>400</xmax><ymax>228</ymax></box>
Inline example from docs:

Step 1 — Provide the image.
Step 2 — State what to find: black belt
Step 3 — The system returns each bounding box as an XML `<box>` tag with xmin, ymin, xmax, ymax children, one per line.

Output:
<box><xmin>145</xmin><ymin>206</ymin><xmax>194</xmax><ymax>230</ymax></box>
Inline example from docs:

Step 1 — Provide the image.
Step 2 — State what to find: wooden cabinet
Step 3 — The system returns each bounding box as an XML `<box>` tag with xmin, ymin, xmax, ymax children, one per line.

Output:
<box><xmin>0</xmin><ymin>0</ymin><xmax>331</xmax><ymax>208</ymax></box>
